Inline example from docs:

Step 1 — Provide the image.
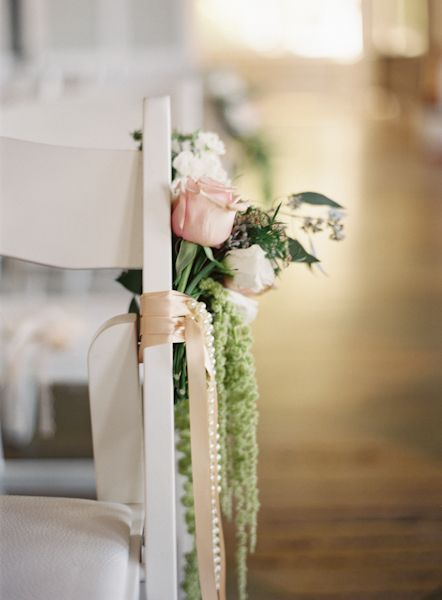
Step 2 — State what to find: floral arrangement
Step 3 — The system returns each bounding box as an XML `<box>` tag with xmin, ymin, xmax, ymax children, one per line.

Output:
<box><xmin>118</xmin><ymin>129</ymin><xmax>345</xmax><ymax>600</ymax></box>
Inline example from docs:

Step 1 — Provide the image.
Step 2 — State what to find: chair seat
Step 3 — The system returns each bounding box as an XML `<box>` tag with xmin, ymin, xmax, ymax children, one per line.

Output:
<box><xmin>0</xmin><ymin>495</ymin><xmax>142</xmax><ymax>600</ymax></box>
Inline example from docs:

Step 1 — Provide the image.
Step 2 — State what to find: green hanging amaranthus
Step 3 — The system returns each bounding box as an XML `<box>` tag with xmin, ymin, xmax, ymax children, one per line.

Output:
<box><xmin>175</xmin><ymin>278</ymin><xmax>259</xmax><ymax>600</ymax></box>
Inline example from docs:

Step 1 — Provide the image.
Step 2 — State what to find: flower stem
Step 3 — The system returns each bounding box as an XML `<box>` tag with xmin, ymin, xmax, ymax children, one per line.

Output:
<box><xmin>186</xmin><ymin>261</ymin><xmax>217</xmax><ymax>296</ymax></box>
<box><xmin>177</xmin><ymin>262</ymin><xmax>193</xmax><ymax>293</ymax></box>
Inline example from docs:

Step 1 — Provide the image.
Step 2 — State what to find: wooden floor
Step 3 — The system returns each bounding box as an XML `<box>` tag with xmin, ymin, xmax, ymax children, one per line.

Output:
<box><xmin>224</xmin><ymin>94</ymin><xmax>442</xmax><ymax>599</ymax></box>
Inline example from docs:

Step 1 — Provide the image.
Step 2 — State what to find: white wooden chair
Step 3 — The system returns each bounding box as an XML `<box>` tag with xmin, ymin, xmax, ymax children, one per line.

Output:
<box><xmin>0</xmin><ymin>97</ymin><xmax>180</xmax><ymax>599</ymax></box>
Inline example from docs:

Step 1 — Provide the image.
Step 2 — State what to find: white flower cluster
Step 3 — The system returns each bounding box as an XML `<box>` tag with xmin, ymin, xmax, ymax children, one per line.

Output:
<box><xmin>172</xmin><ymin>131</ymin><xmax>229</xmax><ymax>186</ymax></box>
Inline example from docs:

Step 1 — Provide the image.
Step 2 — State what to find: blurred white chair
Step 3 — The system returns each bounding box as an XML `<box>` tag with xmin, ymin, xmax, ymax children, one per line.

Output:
<box><xmin>0</xmin><ymin>97</ymin><xmax>179</xmax><ymax>599</ymax></box>
<box><xmin>0</xmin><ymin>78</ymin><xmax>202</xmax><ymax>148</ymax></box>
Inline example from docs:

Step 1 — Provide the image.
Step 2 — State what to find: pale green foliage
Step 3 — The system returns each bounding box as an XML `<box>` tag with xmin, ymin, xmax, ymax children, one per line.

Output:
<box><xmin>201</xmin><ymin>279</ymin><xmax>259</xmax><ymax>600</ymax></box>
<box><xmin>175</xmin><ymin>279</ymin><xmax>259</xmax><ymax>600</ymax></box>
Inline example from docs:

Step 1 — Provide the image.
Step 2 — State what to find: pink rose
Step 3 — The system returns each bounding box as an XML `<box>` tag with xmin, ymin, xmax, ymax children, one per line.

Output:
<box><xmin>172</xmin><ymin>177</ymin><xmax>246</xmax><ymax>247</ymax></box>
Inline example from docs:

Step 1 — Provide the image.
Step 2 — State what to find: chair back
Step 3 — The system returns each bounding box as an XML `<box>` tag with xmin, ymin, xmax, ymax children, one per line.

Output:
<box><xmin>0</xmin><ymin>137</ymin><xmax>142</xmax><ymax>268</ymax></box>
<box><xmin>0</xmin><ymin>96</ymin><xmax>178</xmax><ymax>599</ymax></box>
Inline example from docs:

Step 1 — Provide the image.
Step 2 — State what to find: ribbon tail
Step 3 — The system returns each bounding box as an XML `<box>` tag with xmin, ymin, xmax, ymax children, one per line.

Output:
<box><xmin>186</xmin><ymin>316</ymin><xmax>226</xmax><ymax>600</ymax></box>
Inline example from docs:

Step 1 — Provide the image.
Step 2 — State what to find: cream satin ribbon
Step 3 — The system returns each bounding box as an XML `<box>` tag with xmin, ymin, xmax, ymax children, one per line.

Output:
<box><xmin>139</xmin><ymin>290</ymin><xmax>226</xmax><ymax>600</ymax></box>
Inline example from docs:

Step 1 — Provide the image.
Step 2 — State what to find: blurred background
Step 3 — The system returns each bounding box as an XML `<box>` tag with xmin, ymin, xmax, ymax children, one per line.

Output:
<box><xmin>1</xmin><ymin>1</ymin><xmax>441</xmax><ymax>598</ymax></box>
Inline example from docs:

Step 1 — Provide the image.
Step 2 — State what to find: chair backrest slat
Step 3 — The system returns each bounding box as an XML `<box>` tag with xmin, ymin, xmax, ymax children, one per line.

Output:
<box><xmin>0</xmin><ymin>138</ymin><xmax>142</xmax><ymax>269</ymax></box>
<box><xmin>141</xmin><ymin>96</ymin><xmax>178</xmax><ymax>599</ymax></box>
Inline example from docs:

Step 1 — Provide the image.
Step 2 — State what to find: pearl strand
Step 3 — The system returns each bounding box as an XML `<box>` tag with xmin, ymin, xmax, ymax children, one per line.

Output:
<box><xmin>188</xmin><ymin>299</ymin><xmax>222</xmax><ymax>589</ymax></box>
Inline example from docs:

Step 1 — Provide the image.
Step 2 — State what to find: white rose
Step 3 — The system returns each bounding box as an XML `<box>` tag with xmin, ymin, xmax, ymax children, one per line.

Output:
<box><xmin>225</xmin><ymin>288</ymin><xmax>258</xmax><ymax>324</ymax></box>
<box><xmin>195</xmin><ymin>131</ymin><xmax>225</xmax><ymax>156</ymax></box>
<box><xmin>225</xmin><ymin>244</ymin><xmax>275</xmax><ymax>294</ymax></box>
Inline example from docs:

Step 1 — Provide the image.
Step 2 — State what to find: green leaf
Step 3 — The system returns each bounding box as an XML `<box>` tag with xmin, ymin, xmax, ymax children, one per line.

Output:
<box><xmin>130</xmin><ymin>130</ymin><xmax>143</xmax><ymax>151</ymax></box>
<box><xmin>269</xmin><ymin>202</ymin><xmax>282</xmax><ymax>225</ymax></box>
<box><xmin>288</xmin><ymin>238</ymin><xmax>320</xmax><ymax>265</ymax></box>
<box><xmin>128</xmin><ymin>296</ymin><xmax>140</xmax><ymax>315</ymax></box>
<box><xmin>203</xmin><ymin>246</ymin><xmax>232</xmax><ymax>274</ymax></box>
<box><xmin>176</xmin><ymin>241</ymin><xmax>198</xmax><ymax>278</ymax></box>
<box><xmin>291</xmin><ymin>192</ymin><xmax>343</xmax><ymax>209</ymax></box>
<box><xmin>116</xmin><ymin>270</ymin><xmax>142</xmax><ymax>295</ymax></box>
